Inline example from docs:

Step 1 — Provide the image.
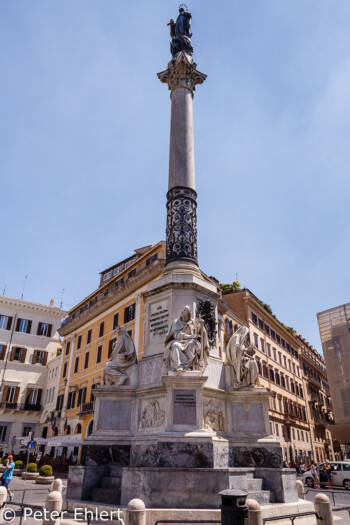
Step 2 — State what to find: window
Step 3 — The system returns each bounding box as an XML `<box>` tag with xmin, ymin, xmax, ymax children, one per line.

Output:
<box><xmin>87</xmin><ymin>329</ymin><xmax>92</xmax><ymax>345</ymax></box>
<box><xmin>281</xmin><ymin>375</ymin><xmax>286</xmax><ymax>389</ymax></box>
<box><xmin>22</xmin><ymin>425</ymin><xmax>34</xmax><ymax>437</ymax></box>
<box><xmin>103</xmin><ymin>271</ymin><xmax>112</xmax><ymax>281</ymax></box>
<box><xmin>291</xmin><ymin>381</ymin><xmax>295</xmax><ymax>394</ymax></box>
<box><xmin>77</xmin><ymin>387</ymin><xmax>87</xmax><ymax>406</ymax></box>
<box><xmin>252</xmin><ymin>312</ymin><xmax>257</xmax><ymax>325</ymax></box>
<box><xmin>113</xmin><ymin>313</ymin><xmax>119</xmax><ymax>330</ymax></box>
<box><xmin>115</xmin><ymin>277</ymin><xmax>124</xmax><ymax>288</ymax></box>
<box><xmin>113</xmin><ymin>265</ymin><xmax>123</xmax><ymax>276</ymax></box>
<box><xmin>260</xmin><ymin>339</ymin><xmax>265</xmax><ymax>353</ymax></box>
<box><xmin>0</xmin><ymin>424</ymin><xmax>10</xmax><ymax>442</ymax></box>
<box><xmin>11</xmin><ymin>347</ymin><xmax>26</xmax><ymax>362</ymax></box>
<box><xmin>269</xmin><ymin>368</ymin><xmax>275</xmax><ymax>382</ymax></box>
<box><xmin>62</xmin><ymin>362</ymin><xmax>67</xmax><ymax>378</ymax></box>
<box><xmin>65</xmin><ymin>341</ymin><xmax>70</xmax><ymax>355</ymax></box>
<box><xmin>283</xmin><ymin>356</ymin><xmax>287</xmax><ymax>368</ymax></box>
<box><xmin>84</xmin><ymin>352</ymin><xmax>89</xmax><ymax>369</ymax></box>
<box><xmin>90</xmin><ymin>383</ymin><xmax>99</xmax><ymax>401</ymax></box>
<box><xmin>77</xmin><ymin>335</ymin><xmax>82</xmax><ymax>349</ymax></box>
<box><xmin>16</xmin><ymin>318</ymin><xmax>31</xmax><ymax>334</ymax></box>
<box><xmin>267</xmin><ymin>344</ymin><xmax>271</xmax><ymax>357</ymax></box>
<box><xmin>278</xmin><ymin>352</ymin><xmax>282</xmax><ymax>365</ymax></box>
<box><xmin>128</xmin><ymin>268</ymin><xmax>136</xmax><ymax>278</ymax></box>
<box><xmin>6</xmin><ymin>387</ymin><xmax>18</xmax><ymax>404</ymax></box>
<box><xmin>299</xmin><ymin>386</ymin><xmax>304</xmax><ymax>398</ymax></box>
<box><xmin>99</xmin><ymin>322</ymin><xmax>105</xmax><ymax>338</ymax></box>
<box><xmin>0</xmin><ymin>345</ymin><xmax>7</xmax><ymax>361</ymax></box>
<box><xmin>74</xmin><ymin>357</ymin><xmax>79</xmax><ymax>374</ymax></box>
<box><xmin>254</xmin><ymin>334</ymin><xmax>258</xmax><ymax>348</ymax></box>
<box><xmin>285</xmin><ymin>376</ymin><xmax>290</xmax><ymax>390</ymax></box>
<box><xmin>275</xmin><ymin>371</ymin><xmax>280</xmax><ymax>385</ymax></box>
<box><xmin>37</xmin><ymin>322</ymin><xmax>52</xmax><ymax>337</ymax></box>
<box><xmin>33</xmin><ymin>350</ymin><xmax>47</xmax><ymax>365</ymax></box>
<box><xmin>273</xmin><ymin>347</ymin><xmax>277</xmax><ymax>361</ymax></box>
<box><xmin>124</xmin><ymin>304</ymin><xmax>135</xmax><ymax>323</ymax></box>
<box><xmin>281</xmin><ymin>338</ymin><xmax>285</xmax><ymax>349</ymax></box>
<box><xmin>258</xmin><ymin>318</ymin><xmax>264</xmax><ymax>330</ymax></box>
<box><xmin>108</xmin><ymin>338</ymin><xmax>117</xmax><ymax>358</ymax></box>
<box><xmin>288</xmin><ymin>359</ymin><xmax>291</xmax><ymax>371</ymax></box>
<box><xmin>276</xmin><ymin>334</ymin><xmax>281</xmax><ymax>344</ymax></box>
<box><xmin>0</xmin><ymin>315</ymin><xmax>12</xmax><ymax>330</ymax></box>
<box><xmin>146</xmin><ymin>253</ymin><xmax>158</xmax><ymax>266</ymax></box>
<box><xmin>96</xmin><ymin>345</ymin><xmax>102</xmax><ymax>364</ymax></box>
<box><xmin>271</xmin><ymin>329</ymin><xmax>275</xmax><ymax>340</ymax></box>
<box><xmin>264</xmin><ymin>324</ymin><xmax>270</xmax><ymax>336</ymax></box>
<box><xmin>56</xmin><ymin>394</ymin><xmax>63</xmax><ymax>410</ymax></box>
<box><xmin>67</xmin><ymin>391</ymin><xmax>76</xmax><ymax>410</ymax></box>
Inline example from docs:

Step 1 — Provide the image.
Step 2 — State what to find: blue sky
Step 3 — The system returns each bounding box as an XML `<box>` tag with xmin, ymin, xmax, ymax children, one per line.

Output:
<box><xmin>1</xmin><ymin>1</ymin><xmax>349</xmax><ymax>351</ymax></box>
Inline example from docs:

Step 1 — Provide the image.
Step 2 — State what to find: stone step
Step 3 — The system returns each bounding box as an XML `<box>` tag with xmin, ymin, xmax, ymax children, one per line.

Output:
<box><xmin>101</xmin><ymin>477</ymin><xmax>122</xmax><ymax>490</ymax></box>
<box><xmin>247</xmin><ymin>478</ymin><xmax>263</xmax><ymax>491</ymax></box>
<box><xmin>91</xmin><ymin>488</ymin><xmax>121</xmax><ymax>505</ymax></box>
<box><xmin>248</xmin><ymin>490</ymin><xmax>274</xmax><ymax>505</ymax></box>
<box><xmin>109</xmin><ymin>465</ymin><xmax>123</xmax><ymax>477</ymax></box>
<box><xmin>65</xmin><ymin>498</ymin><xmax>124</xmax><ymax>516</ymax></box>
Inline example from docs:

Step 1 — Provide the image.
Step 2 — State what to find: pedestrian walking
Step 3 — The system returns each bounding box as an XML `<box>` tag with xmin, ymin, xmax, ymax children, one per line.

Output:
<box><xmin>324</xmin><ymin>460</ymin><xmax>333</xmax><ymax>490</ymax></box>
<box><xmin>311</xmin><ymin>461</ymin><xmax>319</xmax><ymax>489</ymax></box>
<box><xmin>0</xmin><ymin>454</ymin><xmax>15</xmax><ymax>501</ymax></box>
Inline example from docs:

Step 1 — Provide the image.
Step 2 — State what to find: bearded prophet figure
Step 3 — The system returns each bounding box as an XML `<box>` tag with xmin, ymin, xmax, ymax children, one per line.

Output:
<box><xmin>103</xmin><ymin>327</ymin><xmax>137</xmax><ymax>385</ymax></box>
<box><xmin>164</xmin><ymin>305</ymin><xmax>209</xmax><ymax>372</ymax></box>
<box><xmin>226</xmin><ymin>326</ymin><xmax>260</xmax><ymax>388</ymax></box>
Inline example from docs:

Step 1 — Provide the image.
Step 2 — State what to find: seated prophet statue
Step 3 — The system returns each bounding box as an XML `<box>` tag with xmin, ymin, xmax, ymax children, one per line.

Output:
<box><xmin>103</xmin><ymin>326</ymin><xmax>137</xmax><ymax>386</ymax></box>
<box><xmin>164</xmin><ymin>305</ymin><xmax>209</xmax><ymax>372</ymax></box>
<box><xmin>226</xmin><ymin>326</ymin><xmax>261</xmax><ymax>388</ymax></box>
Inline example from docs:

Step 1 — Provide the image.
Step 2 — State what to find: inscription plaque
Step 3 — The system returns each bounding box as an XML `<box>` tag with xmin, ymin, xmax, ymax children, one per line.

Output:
<box><xmin>231</xmin><ymin>403</ymin><xmax>265</xmax><ymax>433</ymax></box>
<box><xmin>149</xmin><ymin>300</ymin><xmax>170</xmax><ymax>344</ymax></box>
<box><xmin>173</xmin><ymin>389</ymin><xmax>196</xmax><ymax>425</ymax></box>
<box><xmin>98</xmin><ymin>400</ymin><xmax>131</xmax><ymax>431</ymax></box>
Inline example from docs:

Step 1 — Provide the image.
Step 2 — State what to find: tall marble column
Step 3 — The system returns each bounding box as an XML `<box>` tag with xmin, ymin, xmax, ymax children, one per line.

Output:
<box><xmin>158</xmin><ymin>52</ymin><xmax>206</xmax><ymax>273</ymax></box>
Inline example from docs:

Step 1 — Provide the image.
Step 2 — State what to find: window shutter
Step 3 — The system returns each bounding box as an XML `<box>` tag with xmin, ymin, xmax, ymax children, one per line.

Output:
<box><xmin>9</xmin><ymin>347</ymin><xmax>15</xmax><ymax>361</ymax></box>
<box><xmin>25</xmin><ymin>388</ymin><xmax>32</xmax><ymax>405</ymax></box>
<box><xmin>26</xmin><ymin>320</ymin><xmax>32</xmax><ymax>334</ymax></box>
<box><xmin>37</xmin><ymin>390</ymin><xmax>42</xmax><ymax>405</ymax></box>
<box><xmin>72</xmin><ymin>390</ymin><xmax>76</xmax><ymax>408</ymax></box>
<box><xmin>37</xmin><ymin>323</ymin><xmax>42</xmax><ymax>336</ymax></box>
<box><xmin>43</xmin><ymin>352</ymin><xmax>48</xmax><ymax>366</ymax></box>
<box><xmin>47</xmin><ymin>324</ymin><xmax>52</xmax><ymax>338</ymax></box>
<box><xmin>1</xmin><ymin>386</ymin><xmax>8</xmax><ymax>405</ymax></box>
<box><xmin>14</xmin><ymin>387</ymin><xmax>20</xmax><ymax>403</ymax></box>
<box><xmin>108</xmin><ymin>338</ymin><xmax>116</xmax><ymax>358</ymax></box>
<box><xmin>32</xmin><ymin>350</ymin><xmax>38</xmax><ymax>365</ymax></box>
<box><xmin>21</xmin><ymin>348</ymin><xmax>27</xmax><ymax>363</ymax></box>
<box><xmin>15</xmin><ymin>318</ymin><xmax>21</xmax><ymax>331</ymax></box>
<box><xmin>6</xmin><ymin>317</ymin><xmax>13</xmax><ymax>330</ymax></box>
<box><xmin>0</xmin><ymin>346</ymin><xmax>6</xmax><ymax>360</ymax></box>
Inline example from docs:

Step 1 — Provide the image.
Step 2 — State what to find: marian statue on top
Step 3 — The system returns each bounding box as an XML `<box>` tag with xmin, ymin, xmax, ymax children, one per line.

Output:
<box><xmin>164</xmin><ymin>305</ymin><xmax>209</xmax><ymax>373</ymax></box>
<box><xmin>167</xmin><ymin>4</ymin><xmax>194</xmax><ymax>56</ymax></box>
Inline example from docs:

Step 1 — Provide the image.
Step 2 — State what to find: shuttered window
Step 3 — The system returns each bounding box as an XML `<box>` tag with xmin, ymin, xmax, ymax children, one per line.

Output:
<box><xmin>15</xmin><ymin>318</ymin><xmax>32</xmax><ymax>334</ymax></box>
<box><xmin>0</xmin><ymin>345</ymin><xmax>7</xmax><ymax>360</ymax></box>
<box><xmin>0</xmin><ymin>315</ymin><xmax>12</xmax><ymax>330</ymax></box>
<box><xmin>96</xmin><ymin>345</ymin><xmax>102</xmax><ymax>363</ymax></box>
<box><xmin>124</xmin><ymin>304</ymin><xmax>135</xmax><ymax>323</ymax></box>
<box><xmin>37</xmin><ymin>323</ymin><xmax>52</xmax><ymax>337</ymax></box>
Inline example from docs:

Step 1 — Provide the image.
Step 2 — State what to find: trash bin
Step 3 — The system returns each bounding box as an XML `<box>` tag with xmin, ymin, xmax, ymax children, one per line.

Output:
<box><xmin>219</xmin><ymin>489</ymin><xmax>248</xmax><ymax>525</ymax></box>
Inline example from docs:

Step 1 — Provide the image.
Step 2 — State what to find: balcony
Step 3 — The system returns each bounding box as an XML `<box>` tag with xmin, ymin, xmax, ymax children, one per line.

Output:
<box><xmin>79</xmin><ymin>402</ymin><xmax>94</xmax><ymax>414</ymax></box>
<box><xmin>0</xmin><ymin>403</ymin><xmax>41</xmax><ymax>411</ymax></box>
<box><xmin>21</xmin><ymin>403</ymin><xmax>41</xmax><ymax>412</ymax></box>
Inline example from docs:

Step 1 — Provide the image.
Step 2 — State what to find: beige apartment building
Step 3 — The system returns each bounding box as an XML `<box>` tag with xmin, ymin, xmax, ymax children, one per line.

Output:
<box><xmin>317</xmin><ymin>303</ymin><xmax>350</xmax><ymax>458</ymax></box>
<box><xmin>223</xmin><ymin>289</ymin><xmax>331</xmax><ymax>465</ymax></box>
<box><xmin>296</xmin><ymin>335</ymin><xmax>336</xmax><ymax>462</ymax></box>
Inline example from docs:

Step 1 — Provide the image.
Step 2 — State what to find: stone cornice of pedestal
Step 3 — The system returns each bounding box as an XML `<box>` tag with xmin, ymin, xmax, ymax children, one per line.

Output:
<box><xmin>157</xmin><ymin>51</ymin><xmax>207</xmax><ymax>94</ymax></box>
<box><xmin>144</xmin><ymin>272</ymin><xmax>220</xmax><ymax>300</ymax></box>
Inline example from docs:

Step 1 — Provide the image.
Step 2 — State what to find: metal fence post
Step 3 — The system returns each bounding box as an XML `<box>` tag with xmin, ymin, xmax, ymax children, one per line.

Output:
<box><xmin>125</xmin><ymin>498</ymin><xmax>146</xmax><ymax>525</ymax></box>
<box><xmin>246</xmin><ymin>499</ymin><xmax>262</xmax><ymax>525</ymax></box>
<box><xmin>219</xmin><ymin>489</ymin><xmax>248</xmax><ymax>525</ymax></box>
<box><xmin>314</xmin><ymin>493</ymin><xmax>334</xmax><ymax>525</ymax></box>
<box><xmin>42</xmin><ymin>491</ymin><xmax>62</xmax><ymax>525</ymax></box>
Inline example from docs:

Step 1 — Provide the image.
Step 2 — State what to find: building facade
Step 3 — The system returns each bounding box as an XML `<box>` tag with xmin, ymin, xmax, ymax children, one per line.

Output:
<box><xmin>222</xmin><ymin>289</ymin><xmax>335</xmax><ymax>465</ymax></box>
<box><xmin>55</xmin><ymin>243</ymin><xmax>167</xmax><ymax>453</ymax></box>
<box><xmin>317</xmin><ymin>303</ymin><xmax>350</xmax><ymax>457</ymax></box>
<box><xmin>0</xmin><ymin>295</ymin><xmax>65</xmax><ymax>453</ymax></box>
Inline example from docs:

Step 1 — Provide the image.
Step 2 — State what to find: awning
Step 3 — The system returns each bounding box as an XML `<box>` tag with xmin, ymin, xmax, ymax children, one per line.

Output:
<box><xmin>46</xmin><ymin>434</ymin><xmax>83</xmax><ymax>447</ymax></box>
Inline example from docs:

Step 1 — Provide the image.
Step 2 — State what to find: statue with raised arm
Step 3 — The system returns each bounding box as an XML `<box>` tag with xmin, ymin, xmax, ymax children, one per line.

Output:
<box><xmin>226</xmin><ymin>326</ymin><xmax>261</xmax><ymax>388</ymax></box>
<box><xmin>164</xmin><ymin>305</ymin><xmax>209</xmax><ymax>372</ymax></box>
<box><xmin>103</xmin><ymin>327</ymin><xmax>137</xmax><ymax>386</ymax></box>
<box><xmin>168</xmin><ymin>5</ymin><xmax>194</xmax><ymax>57</ymax></box>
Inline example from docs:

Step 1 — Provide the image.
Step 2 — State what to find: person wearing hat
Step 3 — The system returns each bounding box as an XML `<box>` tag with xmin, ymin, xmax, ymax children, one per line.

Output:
<box><xmin>1</xmin><ymin>455</ymin><xmax>15</xmax><ymax>501</ymax></box>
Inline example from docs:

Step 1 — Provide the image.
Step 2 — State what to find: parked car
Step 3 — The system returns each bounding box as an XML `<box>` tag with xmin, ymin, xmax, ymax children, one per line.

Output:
<box><xmin>303</xmin><ymin>462</ymin><xmax>350</xmax><ymax>490</ymax></box>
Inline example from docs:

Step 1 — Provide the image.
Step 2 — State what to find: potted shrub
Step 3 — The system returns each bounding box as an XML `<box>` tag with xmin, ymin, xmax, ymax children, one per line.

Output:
<box><xmin>35</xmin><ymin>464</ymin><xmax>54</xmax><ymax>484</ymax></box>
<box><xmin>21</xmin><ymin>462</ymin><xmax>39</xmax><ymax>480</ymax></box>
<box><xmin>0</xmin><ymin>459</ymin><xmax>6</xmax><ymax>473</ymax></box>
<box><xmin>13</xmin><ymin>460</ymin><xmax>24</xmax><ymax>476</ymax></box>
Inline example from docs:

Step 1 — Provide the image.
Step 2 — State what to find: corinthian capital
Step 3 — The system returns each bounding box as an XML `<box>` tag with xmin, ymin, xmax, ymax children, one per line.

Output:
<box><xmin>157</xmin><ymin>51</ymin><xmax>207</xmax><ymax>93</ymax></box>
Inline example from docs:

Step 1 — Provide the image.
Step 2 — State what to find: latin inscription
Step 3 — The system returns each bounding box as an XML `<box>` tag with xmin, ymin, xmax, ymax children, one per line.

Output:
<box><xmin>98</xmin><ymin>400</ymin><xmax>131</xmax><ymax>431</ymax></box>
<box><xmin>173</xmin><ymin>389</ymin><xmax>196</xmax><ymax>425</ymax></box>
<box><xmin>149</xmin><ymin>300</ymin><xmax>169</xmax><ymax>344</ymax></box>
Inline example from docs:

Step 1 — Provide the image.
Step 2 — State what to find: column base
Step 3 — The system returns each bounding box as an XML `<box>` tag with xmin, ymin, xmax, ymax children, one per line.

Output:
<box><xmin>163</xmin><ymin>258</ymin><xmax>202</xmax><ymax>278</ymax></box>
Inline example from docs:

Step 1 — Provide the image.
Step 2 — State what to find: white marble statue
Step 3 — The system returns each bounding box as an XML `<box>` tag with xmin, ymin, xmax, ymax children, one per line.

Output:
<box><xmin>226</xmin><ymin>326</ymin><xmax>261</xmax><ymax>388</ymax></box>
<box><xmin>103</xmin><ymin>327</ymin><xmax>137</xmax><ymax>386</ymax></box>
<box><xmin>164</xmin><ymin>305</ymin><xmax>209</xmax><ymax>372</ymax></box>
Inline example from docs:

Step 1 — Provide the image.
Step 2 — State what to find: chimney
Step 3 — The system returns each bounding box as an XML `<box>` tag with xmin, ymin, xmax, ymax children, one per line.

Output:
<box><xmin>50</xmin><ymin>299</ymin><xmax>54</xmax><ymax>307</ymax></box>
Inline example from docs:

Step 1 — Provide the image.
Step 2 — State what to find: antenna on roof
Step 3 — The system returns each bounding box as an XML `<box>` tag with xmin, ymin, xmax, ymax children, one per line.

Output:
<box><xmin>20</xmin><ymin>275</ymin><xmax>28</xmax><ymax>300</ymax></box>
<box><xmin>57</xmin><ymin>288</ymin><xmax>65</xmax><ymax>309</ymax></box>
<box><xmin>2</xmin><ymin>276</ymin><xmax>8</xmax><ymax>296</ymax></box>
